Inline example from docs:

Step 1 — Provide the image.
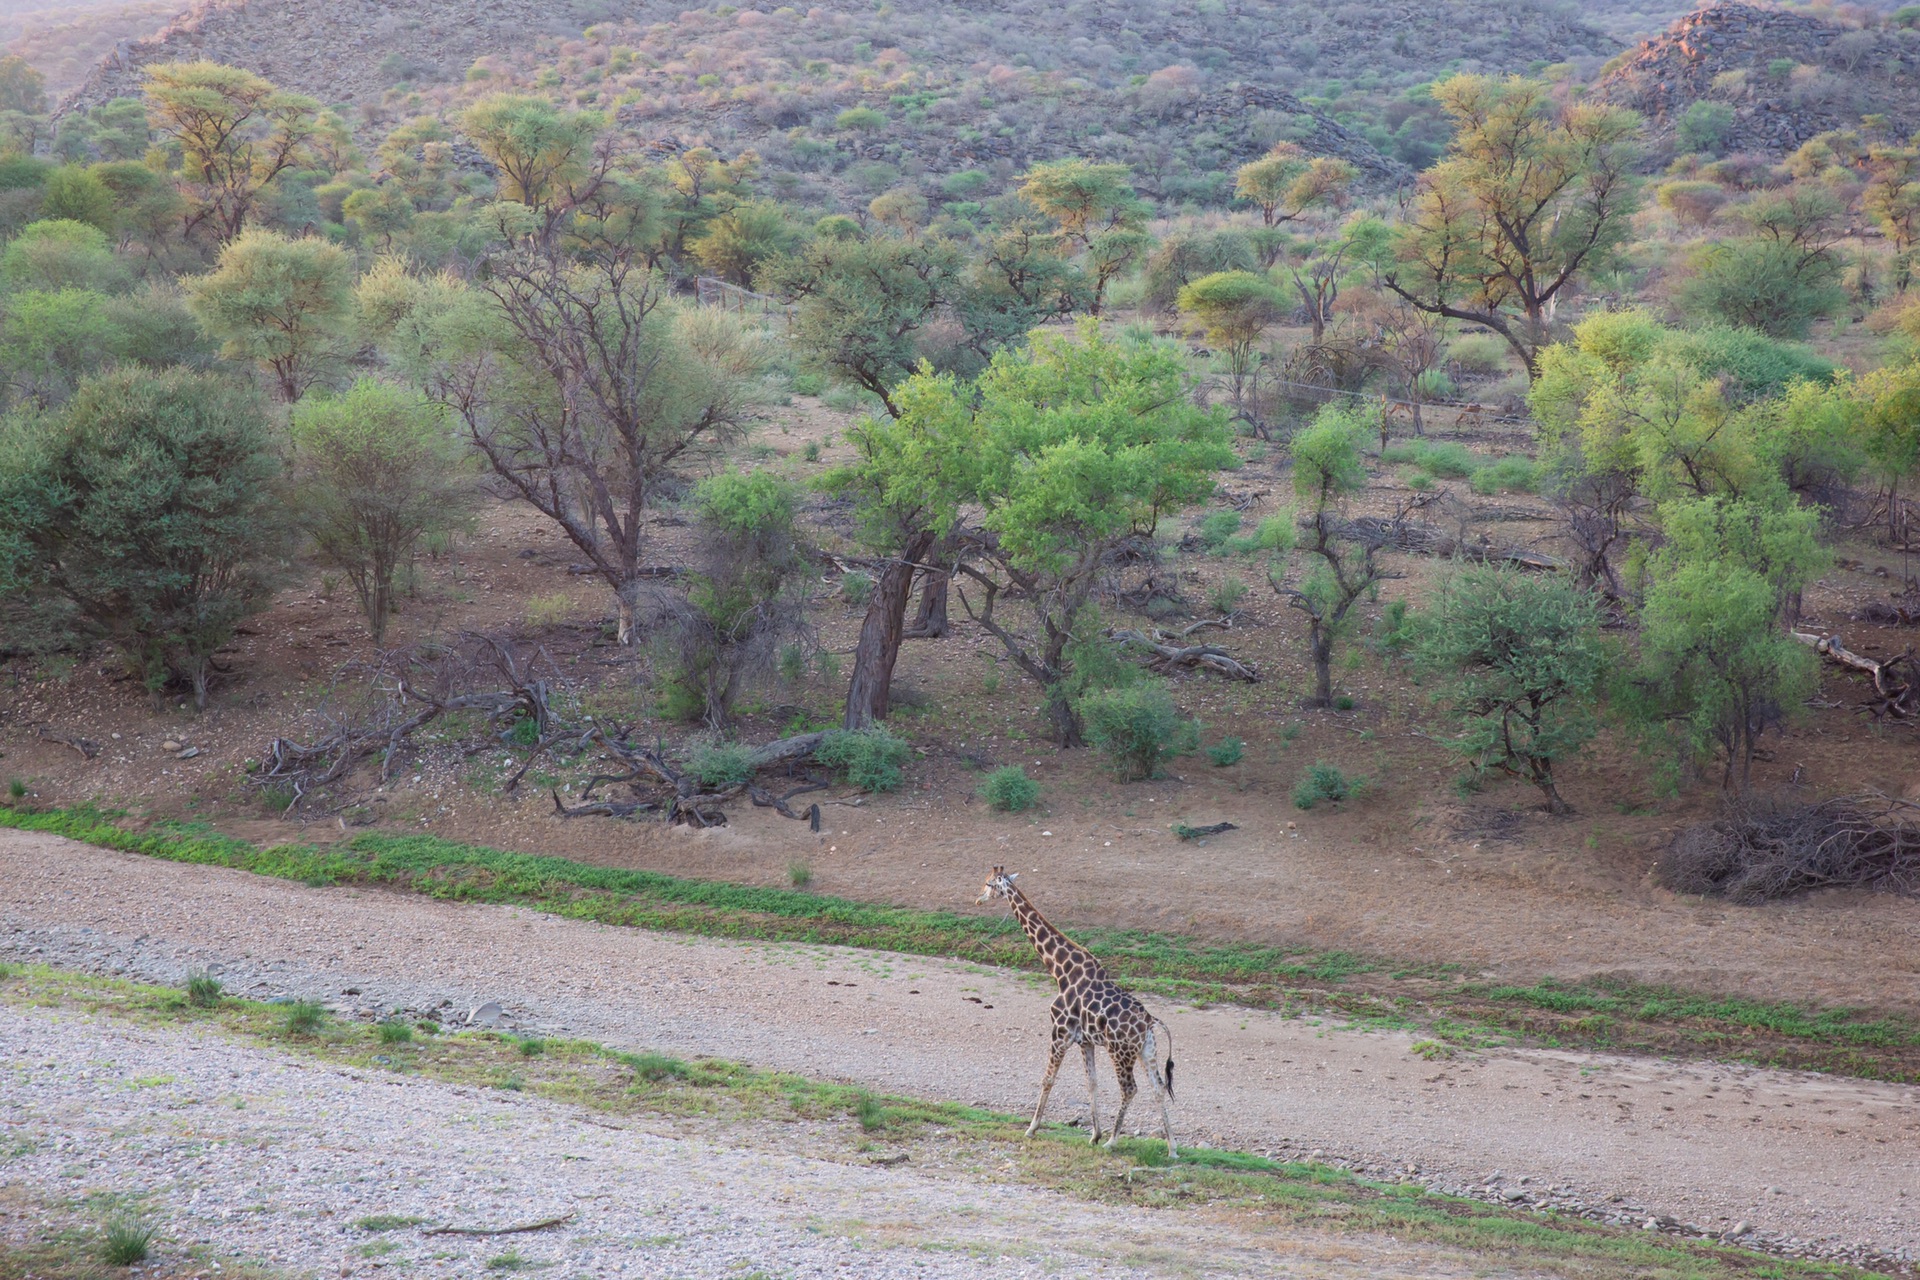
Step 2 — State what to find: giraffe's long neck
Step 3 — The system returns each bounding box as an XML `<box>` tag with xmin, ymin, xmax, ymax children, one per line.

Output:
<box><xmin>1007</xmin><ymin>888</ymin><xmax>1104</xmax><ymax>988</ymax></box>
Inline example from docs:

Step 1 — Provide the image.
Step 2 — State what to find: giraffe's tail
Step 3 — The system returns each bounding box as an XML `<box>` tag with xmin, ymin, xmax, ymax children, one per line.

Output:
<box><xmin>1152</xmin><ymin>1017</ymin><xmax>1175</xmax><ymax>1100</ymax></box>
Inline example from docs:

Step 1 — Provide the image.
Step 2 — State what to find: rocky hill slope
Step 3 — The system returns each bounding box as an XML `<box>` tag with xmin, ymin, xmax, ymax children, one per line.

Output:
<box><xmin>1595</xmin><ymin>2</ymin><xmax>1920</xmax><ymax>156</ymax></box>
<box><xmin>59</xmin><ymin>0</ymin><xmax>1623</xmax><ymax>203</ymax></box>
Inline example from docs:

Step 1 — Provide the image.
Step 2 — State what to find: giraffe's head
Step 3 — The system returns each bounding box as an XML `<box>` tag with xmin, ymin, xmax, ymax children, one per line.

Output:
<box><xmin>974</xmin><ymin>865</ymin><xmax>1019</xmax><ymax>905</ymax></box>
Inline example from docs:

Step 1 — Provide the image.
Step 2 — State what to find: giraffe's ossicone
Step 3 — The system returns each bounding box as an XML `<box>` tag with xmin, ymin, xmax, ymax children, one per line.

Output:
<box><xmin>975</xmin><ymin>865</ymin><xmax>1178</xmax><ymax>1158</ymax></box>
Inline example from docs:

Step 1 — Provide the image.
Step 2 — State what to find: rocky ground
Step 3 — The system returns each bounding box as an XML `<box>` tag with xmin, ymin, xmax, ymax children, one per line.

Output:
<box><xmin>3</xmin><ymin>828</ymin><xmax>1916</xmax><ymax>1275</ymax></box>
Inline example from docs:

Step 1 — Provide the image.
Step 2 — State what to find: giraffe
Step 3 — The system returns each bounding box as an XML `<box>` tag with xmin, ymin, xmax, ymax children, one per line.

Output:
<box><xmin>975</xmin><ymin>866</ymin><xmax>1177</xmax><ymax>1158</ymax></box>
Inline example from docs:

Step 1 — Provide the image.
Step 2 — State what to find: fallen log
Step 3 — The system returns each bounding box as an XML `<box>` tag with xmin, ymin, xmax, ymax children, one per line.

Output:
<box><xmin>37</xmin><ymin>729</ymin><xmax>100</xmax><ymax>760</ymax></box>
<box><xmin>1109</xmin><ymin>628</ymin><xmax>1259</xmax><ymax>682</ymax></box>
<box><xmin>1333</xmin><ymin>517</ymin><xmax>1563</xmax><ymax>570</ymax></box>
<box><xmin>1792</xmin><ymin>631</ymin><xmax>1919</xmax><ymax>719</ymax></box>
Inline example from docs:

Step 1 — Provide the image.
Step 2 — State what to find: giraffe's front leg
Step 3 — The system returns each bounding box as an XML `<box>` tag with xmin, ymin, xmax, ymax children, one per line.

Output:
<box><xmin>1105</xmin><ymin>1046</ymin><xmax>1138</xmax><ymax>1148</ymax></box>
<box><xmin>1081</xmin><ymin>1040</ymin><xmax>1102</xmax><ymax>1144</ymax></box>
<box><xmin>1026</xmin><ymin>1026</ymin><xmax>1069</xmax><ymax>1138</ymax></box>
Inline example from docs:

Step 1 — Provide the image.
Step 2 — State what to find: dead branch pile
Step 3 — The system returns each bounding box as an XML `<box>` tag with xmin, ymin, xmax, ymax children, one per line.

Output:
<box><xmin>1791</xmin><ymin>631</ymin><xmax>1920</xmax><ymax>719</ymax></box>
<box><xmin>1109</xmin><ymin>623</ymin><xmax>1259</xmax><ymax>681</ymax></box>
<box><xmin>1857</xmin><ymin>593</ymin><xmax>1920</xmax><ymax>627</ymax></box>
<box><xmin>1660</xmin><ymin>793</ymin><xmax>1920</xmax><ymax>902</ymax></box>
<box><xmin>1333</xmin><ymin>516</ymin><xmax>1563</xmax><ymax>570</ymax></box>
<box><xmin>552</xmin><ymin>728</ymin><xmax>830</xmax><ymax>828</ymax></box>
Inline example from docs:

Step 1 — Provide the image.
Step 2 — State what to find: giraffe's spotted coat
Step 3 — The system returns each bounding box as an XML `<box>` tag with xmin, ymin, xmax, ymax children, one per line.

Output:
<box><xmin>977</xmin><ymin>865</ymin><xmax>1177</xmax><ymax>1157</ymax></box>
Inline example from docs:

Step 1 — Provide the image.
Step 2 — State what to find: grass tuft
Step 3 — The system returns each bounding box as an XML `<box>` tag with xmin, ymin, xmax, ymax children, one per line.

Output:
<box><xmin>99</xmin><ymin>1215</ymin><xmax>154</xmax><ymax>1266</ymax></box>
<box><xmin>378</xmin><ymin>1019</ymin><xmax>413</xmax><ymax>1045</ymax></box>
<box><xmin>185</xmin><ymin>973</ymin><xmax>222</xmax><ymax>1008</ymax></box>
<box><xmin>283</xmin><ymin>1000</ymin><xmax>327</xmax><ymax>1035</ymax></box>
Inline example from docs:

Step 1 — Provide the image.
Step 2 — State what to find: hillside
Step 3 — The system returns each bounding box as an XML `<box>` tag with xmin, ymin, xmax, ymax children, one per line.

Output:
<box><xmin>58</xmin><ymin>0</ymin><xmax>1627</xmax><ymax>203</ymax></box>
<box><xmin>0</xmin><ymin>0</ymin><xmax>176</xmax><ymax>100</ymax></box>
<box><xmin>1594</xmin><ymin>2</ymin><xmax>1920</xmax><ymax>156</ymax></box>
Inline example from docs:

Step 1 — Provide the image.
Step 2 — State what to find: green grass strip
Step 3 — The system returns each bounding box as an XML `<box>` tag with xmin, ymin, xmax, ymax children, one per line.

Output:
<box><xmin>5</xmin><ymin>804</ymin><xmax>1919</xmax><ymax>1080</ymax></box>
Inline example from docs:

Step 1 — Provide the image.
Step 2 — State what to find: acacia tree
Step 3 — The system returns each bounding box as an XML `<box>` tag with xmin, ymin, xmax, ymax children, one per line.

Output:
<box><xmin>185</xmin><ymin>229</ymin><xmax>355</xmax><ymax>402</ymax></box>
<box><xmin>883</xmin><ymin>322</ymin><xmax>1233</xmax><ymax>745</ymax></box>
<box><xmin>824</xmin><ymin>380</ymin><xmax>966</xmax><ymax>727</ymax></box>
<box><xmin>1269</xmin><ymin>403</ymin><xmax>1395</xmax><ymax>707</ymax></box>
<box><xmin>374</xmin><ymin>227</ymin><xmax>761</xmax><ymax>646</ymax></box>
<box><xmin>1414</xmin><ymin>567</ymin><xmax>1606</xmax><ymax>814</ymax></box>
<box><xmin>1017</xmin><ymin>160</ymin><xmax>1147</xmax><ymax>314</ymax></box>
<box><xmin>0</xmin><ymin>368</ymin><xmax>280</xmax><ymax>707</ymax></box>
<box><xmin>1234</xmin><ymin>143</ymin><xmax>1355</xmax><ymax>228</ymax></box>
<box><xmin>1383</xmin><ymin>75</ymin><xmax>1641</xmax><ymax>379</ymax></box>
<box><xmin>759</xmin><ymin>230</ymin><xmax>962</xmax><ymax>416</ymax></box>
<box><xmin>1176</xmin><ymin>270</ymin><xmax>1283</xmax><ymax>414</ymax></box>
<box><xmin>144</xmin><ymin>61</ymin><xmax>318</xmax><ymax>245</ymax></box>
<box><xmin>287</xmin><ymin>379</ymin><xmax>474</xmax><ymax>645</ymax></box>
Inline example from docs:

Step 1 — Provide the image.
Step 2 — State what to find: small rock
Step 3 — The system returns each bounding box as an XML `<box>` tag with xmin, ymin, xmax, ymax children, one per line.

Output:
<box><xmin>466</xmin><ymin>1001</ymin><xmax>507</xmax><ymax>1028</ymax></box>
<box><xmin>177</xmin><ymin>747</ymin><xmax>201</xmax><ymax>759</ymax></box>
<box><xmin>1730</xmin><ymin>1221</ymin><xmax>1751</xmax><ymax>1237</ymax></box>
<box><xmin>162</xmin><ymin>740</ymin><xmax>182</xmax><ymax>752</ymax></box>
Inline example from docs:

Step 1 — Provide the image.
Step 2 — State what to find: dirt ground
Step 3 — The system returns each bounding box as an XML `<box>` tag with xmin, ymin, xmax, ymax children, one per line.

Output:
<box><xmin>4</xmin><ymin>830</ymin><xmax>1916</xmax><ymax>1266</ymax></box>
<box><xmin>3</xmin><ymin>396</ymin><xmax>1918</xmax><ymax>1018</ymax></box>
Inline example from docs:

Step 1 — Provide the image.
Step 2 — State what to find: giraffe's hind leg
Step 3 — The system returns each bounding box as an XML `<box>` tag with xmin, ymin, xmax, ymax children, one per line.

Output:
<box><xmin>1081</xmin><ymin>1040</ymin><xmax>1102</xmax><ymax>1144</ymax></box>
<box><xmin>1026</xmin><ymin>1026</ymin><xmax>1070</xmax><ymax>1138</ymax></box>
<box><xmin>1143</xmin><ymin>1024</ymin><xmax>1178</xmax><ymax>1160</ymax></box>
<box><xmin>1105</xmin><ymin>1044</ymin><xmax>1139</xmax><ymax>1148</ymax></box>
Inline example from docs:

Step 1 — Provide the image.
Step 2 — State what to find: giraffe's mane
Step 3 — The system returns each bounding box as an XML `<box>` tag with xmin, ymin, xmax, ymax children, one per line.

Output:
<box><xmin>1008</xmin><ymin>885</ymin><xmax>1102</xmax><ymax>967</ymax></box>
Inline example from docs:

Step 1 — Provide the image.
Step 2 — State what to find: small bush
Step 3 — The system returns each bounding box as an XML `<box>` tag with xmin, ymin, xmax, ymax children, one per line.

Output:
<box><xmin>377</xmin><ymin>1019</ymin><xmax>412</xmax><ymax>1044</ymax></box>
<box><xmin>1195</xmin><ymin>509</ymin><xmax>1241</xmax><ymax>550</ymax></box>
<box><xmin>518</xmin><ymin>1037</ymin><xmax>546</xmax><ymax>1057</ymax></box>
<box><xmin>629</xmin><ymin>1051</ymin><xmax>691</xmax><ymax>1082</ymax></box>
<box><xmin>1469</xmin><ymin>456</ymin><xmax>1538</xmax><ymax>495</ymax></box>
<box><xmin>814</xmin><ymin>726</ymin><xmax>910</xmax><ymax>792</ymax></box>
<box><xmin>852</xmin><ymin>1090</ymin><xmax>890</xmax><ymax>1131</ymax></box>
<box><xmin>284</xmin><ymin>1000</ymin><xmax>327</xmax><ymax>1035</ymax></box>
<box><xmin>788</xmin><ymin>860</ymin><xmax>812</xmax><ymax>888</ymax></box>
<box><xmin>1291</xmin><ymin>761</ymin><xmax>1356</xmax><ymax>809</ymax></box>
<box><xmin>1206</xmin><ymin>736</ymin><xmax>1245</xmax><ymax>767</ymax></box>
<box><xmin>185</xmin><ymin>973</ymin><xmax>222</xmax><ymax>1008</ymax></box>
<box><xmin>979</xmin><ymin>765</ymin><xmax>1040</xmax><ymax>812</ymax></box>
<box><xmin>686</xmin><ymin>742</ymin><xmax>758</xmax><ymax>789</ymax></box>
<box><xmin>1080</xmin><ymin>683</ymin><xmax>1200</xmax><ymax>781</ymax></box>
<box><xmin>1677</xmin><ymin>100</ymin><xmax>1736</xmax><ymax>156</ymax></box>
<box><xmin>1449</xmin><ymin>333</ymin><xmax>1509</xmax><ymax>376</ymax></box>
<box><xmin>1207</xmin><ymin>576</ymin><xmax>1248</xmax><ymax>616</ymax></box>
<box><xmin>802</xmin><ymin>439</ymin><xmax>821</xmax><ymax>462</ymax></box>
<box><xmin>524</xmin><ymin>592</ymin><xmax>573</xmax><ymax>628</ymax></box>
<box><xmin>792</xmin><ymin>372</ymin><xmax>824</xmax><ymax>395</ymax></box>
<box><xmin>1333</xmin><ymin>694</ymin><xmax>1356</xmax><ymax>711</ymax></box>
<box><xmin>100</xmin><ymin>1216</ymin><xmax>154</xmax><ymax>1266</ymax></box>
<box><xmin>841</xmin><ymin>570</ymin><xmax>874</xmax><ymax>607</ymax></box>
<box><xmin>6</xmin><ymin>777</ymin><xmax>24</xmax><ymax>799</ymax></box>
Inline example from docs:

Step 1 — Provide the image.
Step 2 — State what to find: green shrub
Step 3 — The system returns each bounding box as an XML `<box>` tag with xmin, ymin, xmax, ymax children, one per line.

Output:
<box><xmin>1469</xmin><ymin>456</ymin><xmax>1538</xmax><ymax>494</ymax></box>
<box><xmin>814</xmin><ymin>726</ymin><xmax>910</xmax><ymax>792</ymax></box>
<box><xmin>1676</xmin><ymin>100</ymin><xmax>1736</xmax><ymax>156</ymax></box>
<box><xmin>1449</xmin><ymin>333</ymin><xmax>1509</xmax><ymax>376</ymax></box>
<box><xmin>1206</xmin><ymin>736</ymin><xmax>1244</xmax><ymax>767</ymax></box>
<box><xmin>686</xmin><ymin>742</ymin><xmax>757</xmax><ymax>789</ymax></box>
<box><xmin>1291</xmin><ymin>761</ymin><xmax>1357</xmax><ymax>809</ymax></box>
<box><xmin>6</xmin><ymin>777</ymin><xmax>23</xmax><ymax>799</ymax></box>
<box><xmin>378</xmin><ymin>1019</ymin><xmax>412</xmax><ymax>1044</ymax></box>
<box><xmin>788</xmin><ymin>860</ymin><xmax>811</xmax><ymax>887</ymax></box>
<box><xmin>1195</xmin><ymin>509</ymin><xmax>1241</xmax><ymax>550</ymax></box>
<box><xmin>518</xmin><ymin>1036</ymin><xmax>546</xmax><ymax>1057</ymax></box>
<box><xmin>841</xmin><ymin>570</ymin><xmax>874</xmax><ymax>607</ymax></box>
<box><xmin>1207</xmin><ymin>575</ymin><xmax>1248</xmax><ymax>615</ymax></box>
<box><xmin>1079</xmin><ymin>683</ymin><xmax>1200</xmax><ymax>780</ymax></box>
<box><xmin>185</xmin><ymin>973</ymin><xmax>222</xmax><ymax>1008</ymax></box>
<box><xmin>629</xmin><ymin>1051</ymin><xmax>690</xmax><ymax>1082</ymax></box>
<box><xmin>792</xmin><ymin>372</ymin><xmax>824</xmax><ymax>395</ymax></box>
<box><xmin>1334</xmin><ymin>694</ymin><xmax>1356</xmax><ymax>711</ymax></box>
<box><xmin>979</xmin><ymin>765</ymin><xmax>1040</xmax><ymax>812</ymax></box>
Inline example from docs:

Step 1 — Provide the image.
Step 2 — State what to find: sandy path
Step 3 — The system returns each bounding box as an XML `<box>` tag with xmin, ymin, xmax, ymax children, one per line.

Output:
<box><xmin>3</xmin><ymin>829</ymin><xmax>1917</xmax><ymax>1264</ymax></box>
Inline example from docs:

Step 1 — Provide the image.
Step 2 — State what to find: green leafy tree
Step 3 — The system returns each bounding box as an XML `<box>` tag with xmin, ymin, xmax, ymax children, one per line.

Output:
<box><xmin>341</xmin><ymin>185</ymin><xmax>416</xmax><ymax>249</ymax></box>
<box><xmin>1233</xmin><ymin>143</ymin><xmax>1355</xmax><ymax>226</ymax></box>
<box><xmin>909</xmin><ymin>322</ymin><xmax>1234</xmax><ymax>744</ymax></box>
<box><xmin>1384</xmin><ymin>75</ymin><xmax>1641</xmax><ymax>378</ymax></box>
<box><xmin>955</xmin><ymin>206</ymin><xmax>1087</xmax><ymax>357</ymax></box>
<box><xmin>377</xmin><ymin>115</ymin><xmax>457</xmax><ymax>210</ymax></box>
<box><xmin>1676</xmin><ymin>239</ymin><xmax>1844</xmax><ymax>339</ymax></box>
<box><xmin>0</xmin><ymin>289</ymin><xmax>127</xmax><ymax>407</ymax></box>
<box><xmin>1865</xmin><ymin>146</ymin><xmax>1920</xmax><ymax>292</ymax></box>
<box><xmin>1176</xmin><ymin>270</ymin><xmax>1283</xmax><ymax>412</ymax></box>
<box><xmin>1414</xmin><ymin>567</ymin><xmax>1606</xmax><ymax>813</ymax></box>
<box><xmin>0</xmin><ymin>55</ymin><xmax>45</xmax><ymax>116</ymax></box>
<box><xmin>287</xmin><ymin>379</ymin><xmax>474</xmax><ymax>645</ymax></box>
<box><xmin>39</xmin><ymin>166</ymin><xmax>115</xmax><ymax>233</ymax></box>
<box><xmin>1675</xmin><ymin>101</ymin><xmax>1735</xmax><ymax>156</ymax></box>
<box><xmin>92</xmin><ymin>161</ymin><xmax>187</xmax><ymax>262</ymax></box>
<box><xmin>0</xmin><ymin>368</ymin><xmax>280</xmax><ymax>706</ymax></box>
<box><xmin>651</xmin><ymin>471</ymin><xmax>809</xmax><ymax>729</ymax></box>
<box><xmin>1269</xmin><ymin>403</ymin><xmax>1392</xmax><ymax>707</ymax></box>
<box><xmin>185</xmin><ymin>229</ymin><xmax>355</xmax><ymax>402</ymax></box>
<box><xmin>144</xmin><ymin>61</ymin><xmax>318</xmax><ymax>244</ymax></box>
<box><xmin>1653</xmin><ymin>490</ymin><xmax>1827</xmax><ymax>626</ymax></box>
<box><xmin>458</xmin><ymin>95</ymin><xmax>602</xmax><ymax>213</ymax></box>
<box><xmin>760</xmin><ymin>230</ymin><xmax>961</xmax><ymax>417</ymax></box>
<box><xmin>1017</xmin><ymin>160</ymin><xmax>1146</xmax><ymax>314</ymax></box>
<box><xmin>1635</xmin><ymin>562</ymin><xmax>1816</xmax><ymax>793</ymax></box>
<box><xmin>0</xmin><ymin>219</ymin><xmax>122</xmax><ymax>293</ymax></box>
<box><xmin>690</xmin><ymin>198</ymin><xmax>801</xmax><ymax>286</ymax></box>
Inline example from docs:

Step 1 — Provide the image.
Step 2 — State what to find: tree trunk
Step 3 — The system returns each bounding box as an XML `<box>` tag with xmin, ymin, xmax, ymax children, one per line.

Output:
<box><xmin>1309</xmin><ymin>626</ymin><xmax>1333</xmax><ymax>707</ymax></box>
<box><xmin>843</xmin><ymin>530</ymin><xmax>934</xmax><ymax>729</ymax></box>
<box><xmin>616</xmin><ymin>594</ymin><xmax>637</xmax><ymax>646</ymax></box>
<box><xmin>1046</xmin><ymin>688</ymin><xmax>1085</xmax><ymax>748</ymax></box>
<box><xmin>905</xmin><ymin>542</ymin><xmax>953</xmax><ymax>638</ymax></box>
